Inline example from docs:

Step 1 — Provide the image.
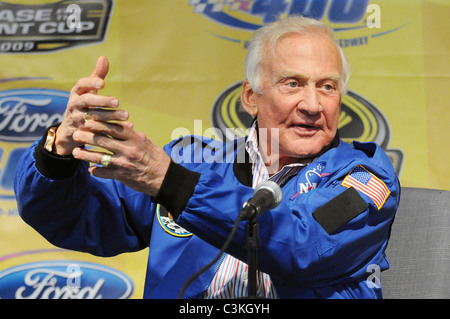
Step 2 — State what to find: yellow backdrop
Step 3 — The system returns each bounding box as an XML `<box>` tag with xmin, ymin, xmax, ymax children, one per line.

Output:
<box><xmin>0</xmin><ymin>0</ymin><xmax>448</xmax><ymax>298</ymax></box>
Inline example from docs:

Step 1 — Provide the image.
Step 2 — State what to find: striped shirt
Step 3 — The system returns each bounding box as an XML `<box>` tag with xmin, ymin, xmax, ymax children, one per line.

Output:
<box><xmin>204</xmin><ymin>121</ymin><xmax>310</xmax><ymax>299</ymax></box>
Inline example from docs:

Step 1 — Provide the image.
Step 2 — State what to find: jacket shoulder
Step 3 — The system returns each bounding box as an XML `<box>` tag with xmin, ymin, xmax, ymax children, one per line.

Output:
<box><xmin>322</xmin><ymin>140</ymin><xmax>398</xmax><ymax>186</ymax></box>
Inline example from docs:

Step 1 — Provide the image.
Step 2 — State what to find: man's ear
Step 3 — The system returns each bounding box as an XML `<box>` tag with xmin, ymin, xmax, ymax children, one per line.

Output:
<box><xmin>240</xmin><ymin>80</ymin><xmax>258</xmax><ymax>117</ymax></box>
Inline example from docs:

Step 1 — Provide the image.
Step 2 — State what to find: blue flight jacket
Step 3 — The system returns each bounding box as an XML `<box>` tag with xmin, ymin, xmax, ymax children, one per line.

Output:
<box><xmin>14</xmin><ymin>132</ymin><xmax>400</xmax><ymax>299</ymax></box>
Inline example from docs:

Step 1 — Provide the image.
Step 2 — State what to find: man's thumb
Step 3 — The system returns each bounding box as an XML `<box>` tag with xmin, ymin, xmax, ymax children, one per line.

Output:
<box><xmin>91</xmin><ymin>56</ymin><xmax>109</xmax><ymax>79</ymax></box>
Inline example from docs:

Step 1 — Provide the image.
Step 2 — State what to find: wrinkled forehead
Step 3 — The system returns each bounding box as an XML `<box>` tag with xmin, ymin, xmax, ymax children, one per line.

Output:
<box><xmin>265</xmin><ymin>27</ymin><xmax>337</xmax><ymax>58</ymax></box>
<box><xmin>261</xmin><ymin>32</ymin><xmax>344</xmax><ymax>84</ymax></box>
<box><xmin>265</xmin><ymin>32</ymin><xmax>342</xmax><ymax>68</ymax></box>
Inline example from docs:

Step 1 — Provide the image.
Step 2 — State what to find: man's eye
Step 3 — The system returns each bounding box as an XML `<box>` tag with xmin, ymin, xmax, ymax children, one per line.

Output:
<box><xmin>287</xmin><ymin>81</ymin><xmax>298</xmax><ymax>88</ymax></box>
<box><xmin>321</xmin><ymin>83</ymin><xmax>338</xmax><ymax>92</ymax></box>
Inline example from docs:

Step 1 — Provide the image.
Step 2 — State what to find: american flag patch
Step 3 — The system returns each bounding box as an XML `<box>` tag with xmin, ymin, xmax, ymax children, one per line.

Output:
<box><xmin>342</xmin><ymin>165</ymin><xmax>390</xmax><ymax>210</ymax></box>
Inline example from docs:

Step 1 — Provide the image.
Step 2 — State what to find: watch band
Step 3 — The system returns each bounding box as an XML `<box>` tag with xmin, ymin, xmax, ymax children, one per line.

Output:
<box><xmin>44</xmin><ymin>126</ymin><xmax>57</xmax><ymax>152</ymax></box>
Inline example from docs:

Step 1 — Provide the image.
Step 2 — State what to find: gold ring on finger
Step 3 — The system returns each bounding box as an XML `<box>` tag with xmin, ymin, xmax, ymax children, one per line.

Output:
<box><xmin>84</xmin><ymin>112</ymin><xmax>92</xmax><ymax>121</ymax></box>
<box><xmin>100</xmin><ymin>154</ymin><xmax>112</xmax><ymax>168</ymax></box>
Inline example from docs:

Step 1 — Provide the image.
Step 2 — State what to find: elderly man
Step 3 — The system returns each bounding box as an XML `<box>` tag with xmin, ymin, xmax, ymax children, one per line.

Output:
<box><xmin>14</xmin><ymin>16</ymin><xmax>400</xmax><ymax>299</ymax></box>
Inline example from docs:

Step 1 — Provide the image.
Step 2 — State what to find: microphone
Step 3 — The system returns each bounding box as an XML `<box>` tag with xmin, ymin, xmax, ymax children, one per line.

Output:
<box><xmin>239</xmin><ymin>180</ymin><xmax>282</xmax><ymax>220</ymax></box>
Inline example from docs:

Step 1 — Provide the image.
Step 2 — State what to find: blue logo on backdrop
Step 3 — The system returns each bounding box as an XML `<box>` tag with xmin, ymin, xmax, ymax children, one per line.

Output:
<box><xmin>0</xmin><ymin>88</ymin><xmax>67</xmax><ymax>142</ymax></box>
<box><xmin>190</xmin><ymin>0</ymin><xmax>371</xmax><ymax>30</ymax></box>
<box><xmin>190</xmin><ymin>0</ymin><xmax>408</xmax><ymax>48</ymax></box>
<box><xmin>0</xmin><ymin>261</ymin><xmax>134</xmax><ymax>299</ymax></box>
<box><xmin>0</xmin><ymin>88</ymin><xmax>67</xmax><ymax>200</ymax></box>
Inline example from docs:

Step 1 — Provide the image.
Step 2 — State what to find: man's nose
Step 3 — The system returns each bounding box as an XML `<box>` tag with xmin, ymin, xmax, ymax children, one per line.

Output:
<box><xmin>296</xmin><ymin>86</ymin><xmax>323</xmax><ymax>115</ymax></box>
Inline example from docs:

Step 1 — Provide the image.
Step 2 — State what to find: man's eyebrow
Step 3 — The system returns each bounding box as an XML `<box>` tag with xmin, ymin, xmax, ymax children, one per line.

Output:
<box><xmin>278</xmin><ymin>71</ymin><xmax>307</xmax><ymax>79</ymax></box>
<box><xmin>320</xmin><ymin>75</ymin><xmax>341</xmax><ymax>82</ymax></box>
<box><xmin>273</xmin><ymin>72</ymin><xmax>341</xmax><ymax>83</ymax></box>
<box><xmin>271</xmin><ymin>72</ymin><xmax>308</xmax><ymax>82</ymax></box>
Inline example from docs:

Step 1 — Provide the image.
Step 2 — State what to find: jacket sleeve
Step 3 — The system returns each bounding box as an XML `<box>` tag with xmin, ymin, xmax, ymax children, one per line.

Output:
<box><xmin>14</xmin><ymin>133</ymin><xmax>154</xmax><ymax>257</ymax></box>
<box><xmin>157</xmin><ymin>139</ymin><xmax>400</xmax><ymax>287</ymax></box>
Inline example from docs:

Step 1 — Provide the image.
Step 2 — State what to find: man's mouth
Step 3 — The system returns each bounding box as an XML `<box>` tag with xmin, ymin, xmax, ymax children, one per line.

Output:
<box><xmin>292</xmin><ymin>122</ymin><xmax>320</xmax><ymax>129</ymax></box>
<box><xmin>290</xmin><ymin>123</ymin><xmax>321</xmax><ymax>135</ymax></box>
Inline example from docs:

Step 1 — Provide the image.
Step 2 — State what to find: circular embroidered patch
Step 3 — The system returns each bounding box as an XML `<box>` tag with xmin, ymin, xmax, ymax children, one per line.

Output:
<box><xmin>156</xmin><ymin>204</ymin><xmax>192</xmax><ymax>237</ymax></box>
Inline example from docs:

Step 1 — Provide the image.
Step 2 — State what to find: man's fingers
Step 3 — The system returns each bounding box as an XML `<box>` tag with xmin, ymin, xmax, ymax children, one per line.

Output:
<box><xmin>73</xmin><ymin>147</ymin><xmax>114</xmax><ymax>166</ymax></box>
<box><xmin>84</xmin><ymin>108</ymin><xmax>129</xmax><ymax>122</ymax></box>
<box><xmin>82</xmin><ymin>120</ymin><xmax>133</xmax><ymax>140</ymax></box>
<box><xmin>71</xmin><ymin>77</ymin><xmax>104</xmax><ymax>95</ymax></box>
<box><xmin>68</xmin><ymin>93</ymin><xmax>119</xmax><ymax>109</ymax></box>
<box><xmin>73</xmin><ymin>122</ymin><xmax>133</xmax><ymax>153</ymax></box>
<box><xmin>91</xmin><ymin>56</ymin><xmax>109</xmax><ymax>80</ymax></box>
<box><xmin>72</xmin><ymin>130</ymin><xmax>119</xmax><ymax>153</ymax></box>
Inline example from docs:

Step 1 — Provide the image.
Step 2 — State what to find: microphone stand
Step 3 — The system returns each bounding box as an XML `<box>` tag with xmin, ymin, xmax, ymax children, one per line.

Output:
<box><xmin>239</xmin><ymin>180</ymin><xmax>282</xmax><ymax>299</ymax></box>
<box><xmin>245</xmin><ymin>214</ymin><xmax>261</xmax><ymax>299</ymax></box>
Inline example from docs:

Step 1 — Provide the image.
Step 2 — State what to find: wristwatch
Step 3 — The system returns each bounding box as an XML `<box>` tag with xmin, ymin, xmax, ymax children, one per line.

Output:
<box><xmin>44</xmin><ymin>126</ymin><xmax>58</xmax><ymax>152</ymax></box>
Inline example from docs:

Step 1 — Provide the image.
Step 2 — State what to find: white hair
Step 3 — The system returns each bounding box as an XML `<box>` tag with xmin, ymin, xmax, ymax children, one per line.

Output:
<box><xmin>245</xmin><ymin>15</ymin><xmax>350</xmax><ymax>95</ymax></box>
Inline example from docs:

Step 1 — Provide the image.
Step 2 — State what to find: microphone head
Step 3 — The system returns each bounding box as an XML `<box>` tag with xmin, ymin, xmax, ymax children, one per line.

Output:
<box><xmin>254</xmin><ymin>180</ymin><xmax>282</xmax><ymax>210</ymax></box>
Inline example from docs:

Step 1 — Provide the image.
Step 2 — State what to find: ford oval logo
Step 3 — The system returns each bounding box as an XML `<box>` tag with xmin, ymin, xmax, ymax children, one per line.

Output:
<box><xmin>0</xmin><ymin>261</ymin><xmax>134</xmax><ymax>299</ymax></box>
<box><xmin>0</xmin><ymin>88</ymin><xmax>67</xmax><ymax>142</ymax></box>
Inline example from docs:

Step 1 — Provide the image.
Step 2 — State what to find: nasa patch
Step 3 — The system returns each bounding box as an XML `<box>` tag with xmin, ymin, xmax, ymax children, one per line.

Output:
<box><xmin>156</xmin><ymin>204</ymin><xmax>192</xmax><ymax>237</ymax></box>
<box><xmin>290</xmin><ymin>162</ymin><xmax>329</xmax><ymax>200</ymax></box>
